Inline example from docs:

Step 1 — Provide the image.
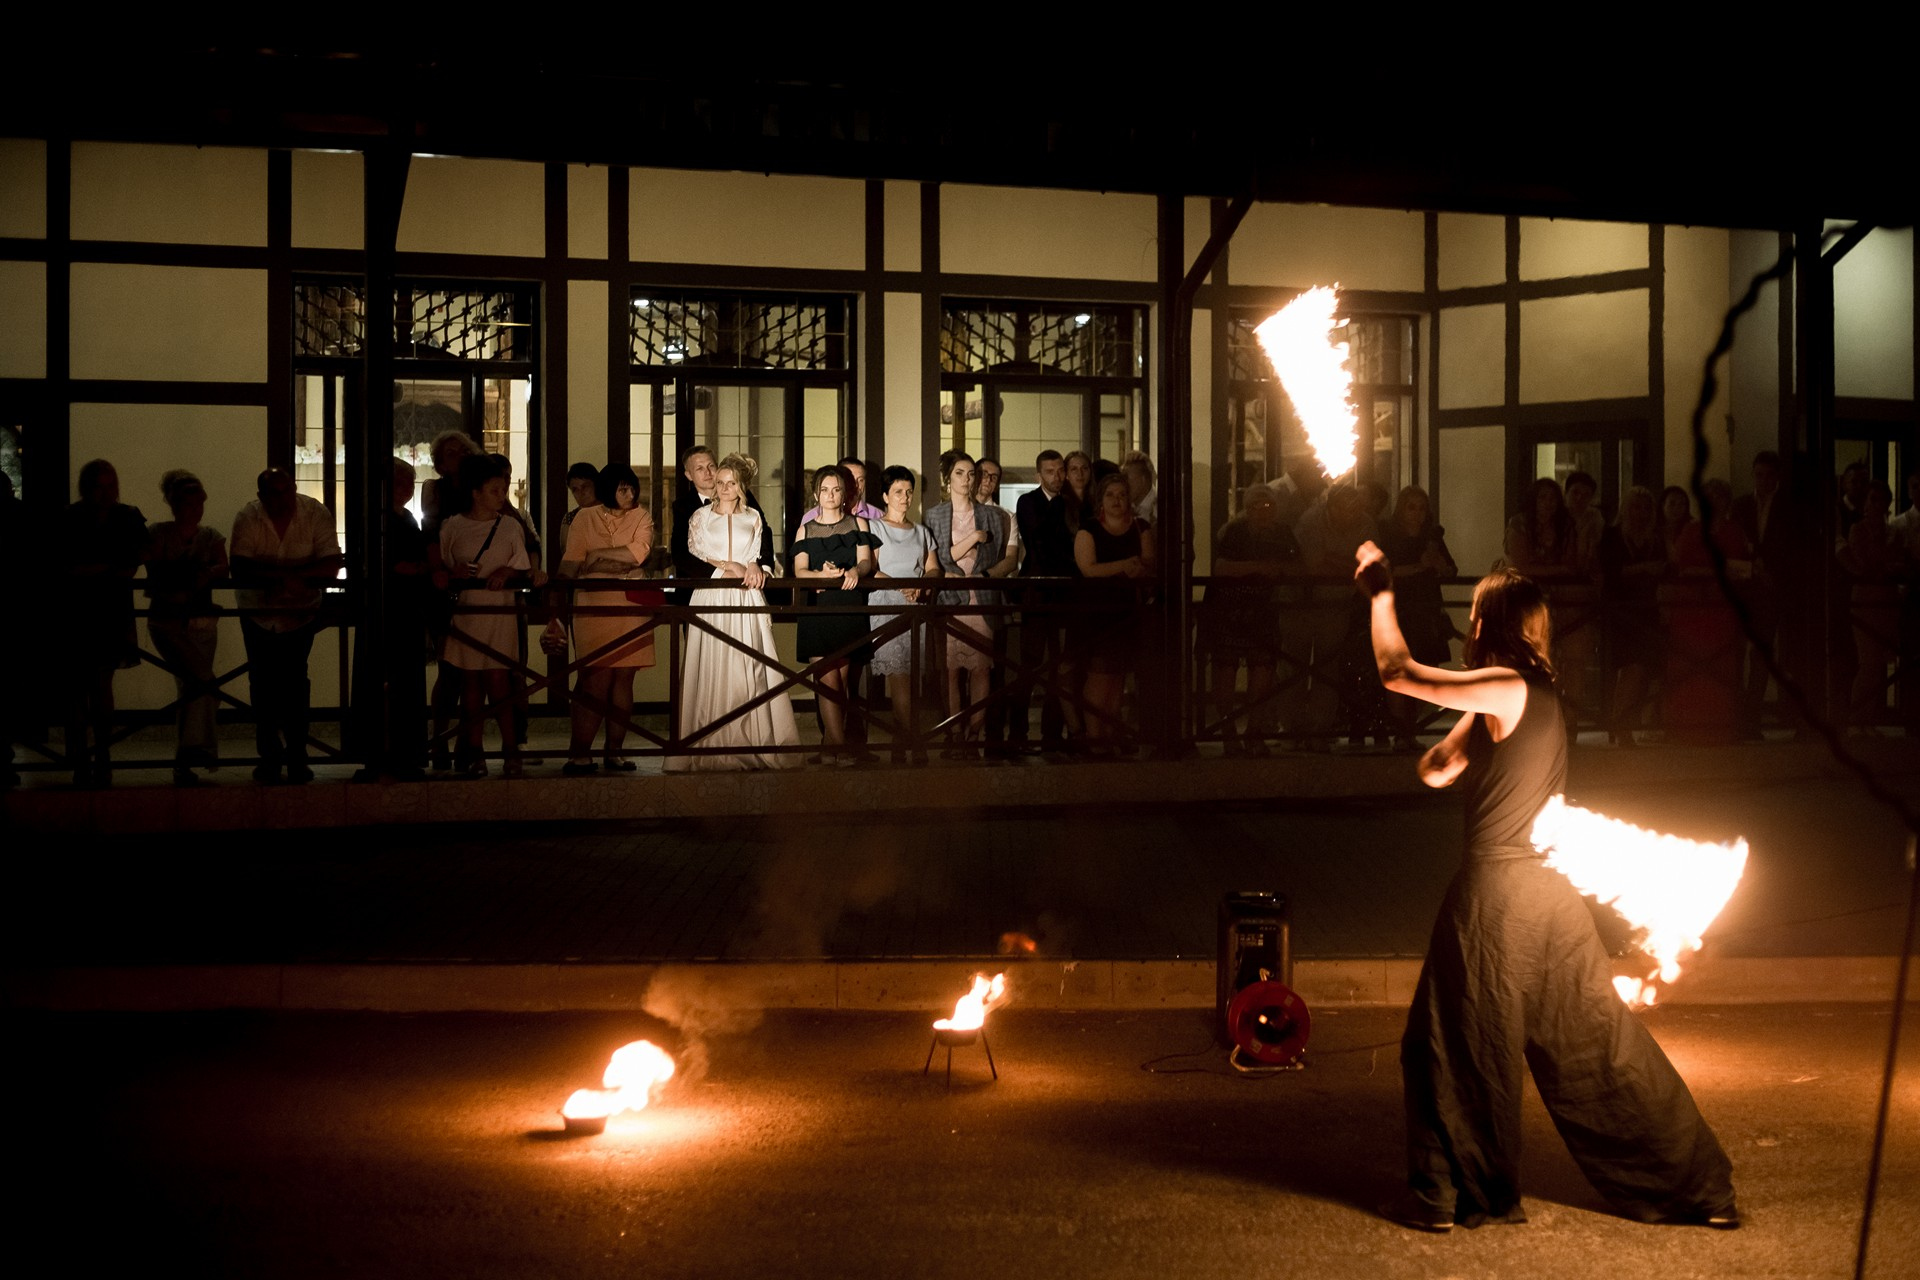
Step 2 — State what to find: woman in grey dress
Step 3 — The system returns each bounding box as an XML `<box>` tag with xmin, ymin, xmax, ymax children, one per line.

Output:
<box><xmin>867</xmin><ymin>466</ymin><xmax>940</xmax><ymax>763</ymax></box>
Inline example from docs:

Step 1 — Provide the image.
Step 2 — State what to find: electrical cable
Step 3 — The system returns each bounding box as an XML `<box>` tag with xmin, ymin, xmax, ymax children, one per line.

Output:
<box><xmin>1680</xmin><ymin>229</ymin><xmax>1919</xmax><ymax>1279</ymax></box>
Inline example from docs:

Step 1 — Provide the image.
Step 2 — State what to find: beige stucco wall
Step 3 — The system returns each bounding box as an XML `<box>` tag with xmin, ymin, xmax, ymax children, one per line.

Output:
<box><xmin>70</xmin><ymin>263</ymin><xmax>267</xmax><ymax>382</ymax></box>
<box><xmin>1519</xmin><ymin>290</ymin><xmax>1648</xmax><ymax>404</ymax></box>
<box><xmin>1438</xmin><ymin>213</ymin><xmax>1503</xmax><ymax>290</ymax></box>
<box><xmin>1438</xmin><ymin>423</ymin><xmax>1506</xmax><ymax>573</ymax></box>
<box><xmin>884</xmin><ymin>181</ymin><xmax>918</xmax><ymax>273</ymax></box>
<box><xmin>0</xmin><ymin>138</ymin><xmax>47</xmax><ymax>238</ymax></box>
<box><xmin>1438</xmin><ymin>304</ymin><xmax>1505</xmax><ymax>409</ymax></box>
<box><xmin>568</xmin><ymin>280</ymin><xmax>609</xmax><ymax>458</ymax></box>
<box><xmin>1834</xmin><ymin>226</ymin><xmax>1914</xmax><ymax>401</ymax></box>
<box><xmin>568</xmin><ymin>165</ymin><xmax>608</xmax><ymax>260</ymax></box>
<box><xmin>0</xmin><ymin>260</ymin><xmax>46</xmax><ymax>378</ymax></box>
<box><xmin>941</xmin><ymin>184</ymin><xmax>1158</xmax><ymax>283</ymax></box>
<box><xmin>884</xmin><ymin>292</ymin><xmax>921</xmax><ymax>475</ymax></box>
<box><xmin>631</xmin><ymin>169</ymin><xmax>863</xmax><ymax>270</ymax></box>
<box><xmin>1664</xmin><ymin>226</ymin><xmax>1734</xmax><ymax>484</ymax></box>
<box><xmin>1520</xmin><ymin>217</ymin><xmax>1646</xmax><ymax>280</ymax></box>
<box><xmin>1232</xmin><ymin>204</ymin><xmax>1425</xmax><ymax>293</ymax></box>
<box><xmin>71</xmin><ymin>143</ymin><xmax>266</xmax><ymax>247</ymax></box>
<box><xmin>396</xmin><ymin>156</ymin><xmax>544</xmax><ymax>258</ymax></box>
<box><xmin>291</xmin><ymin>150</ymin><xmax>362</xmax><ymax>250</ymax></box>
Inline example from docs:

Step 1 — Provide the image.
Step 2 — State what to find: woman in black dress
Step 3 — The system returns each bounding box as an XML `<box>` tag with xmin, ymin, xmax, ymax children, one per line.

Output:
<box><xmin>1356</xmin><ymin>542</ymin><xmax>1738</xmax><ymax>1233</ymax></box>
<box><xmin>791</xmin><ymin>464</ymin><xmax>876</xmax><ymax>765</ymax></box>
<box><xmin>1073</xmin><ymin>472</ymin><xmax>1155</xmax><ymax>754</ymax></box>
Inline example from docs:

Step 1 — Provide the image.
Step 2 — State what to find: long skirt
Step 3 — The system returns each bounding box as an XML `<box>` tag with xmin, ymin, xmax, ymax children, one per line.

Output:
<box><xmin>148</xmin><ymin>614</ymin><xmax>219</xmax><ymax>757</ymax></box>
<box><xmin>1401</xmin><ymin>853</ymin><xmax>1735</xmax><ymax>1226</ymax></box>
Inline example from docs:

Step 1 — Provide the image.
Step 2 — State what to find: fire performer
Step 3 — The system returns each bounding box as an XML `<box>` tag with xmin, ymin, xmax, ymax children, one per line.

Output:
<box><xmin>1354</xmin><ymin>544</ymin><xmax>1739</xmax><ymax>1232</ymax></box>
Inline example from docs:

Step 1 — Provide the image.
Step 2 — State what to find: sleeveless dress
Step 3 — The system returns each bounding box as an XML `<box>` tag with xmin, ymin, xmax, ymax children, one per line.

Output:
<box><xmin>439</xmin><ymin>514</ymin><xmax>530</xmax><ymax>671</ymax></box>
<box><xmin>1082</xmin><ymin>517</ymin><xmax>1147</xmax><ymax>676</ymax></box>
<box><xmin>1400</xmin><ymin>675</ymin><xmax>1736</xmax><ymax>1227</ymax></box>
<box><xmin>944</xmin><ymin>505</ymin><xmax>992</xmax><ymax>674</ymax></box>
<box><xmin>869</xmin><ymin>519</ymin><xmax>934</xmax><ymax>677</ymax></box>
<box><xmin>792</xmin><ymin>517</ymin><xmax>878</xmax><ymax>664</ymax></box>
<box><xmin>664</xmin><ymin>507</ymin><xmax>800</xmax><ymax>771</ymax></box>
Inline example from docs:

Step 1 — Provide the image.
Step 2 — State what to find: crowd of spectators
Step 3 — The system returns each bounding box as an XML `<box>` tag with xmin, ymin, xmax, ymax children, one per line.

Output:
<box><xmin>8</xmin><ymin>441</ymin><xmax>1914</xmax><ymax>788</ymax></box>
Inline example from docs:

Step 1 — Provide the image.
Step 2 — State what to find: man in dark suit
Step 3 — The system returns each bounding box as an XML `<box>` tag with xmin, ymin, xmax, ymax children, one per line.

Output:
<box><xmin>1013</xmin><ymin>449</ymin><xmax>1076</xmax><ymax>750</ymax></box>
<box><xmin>669</xmin><ymin>445</ymin><xmax>775</xmax><ymax>602</ymax></box>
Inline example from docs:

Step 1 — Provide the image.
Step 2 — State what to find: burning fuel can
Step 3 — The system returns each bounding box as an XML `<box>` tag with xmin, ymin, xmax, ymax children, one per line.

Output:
<box><xmin>1217</xmin><ymin>891</ymin><xmax>1292</xmax><ymax>1046</ymax></box>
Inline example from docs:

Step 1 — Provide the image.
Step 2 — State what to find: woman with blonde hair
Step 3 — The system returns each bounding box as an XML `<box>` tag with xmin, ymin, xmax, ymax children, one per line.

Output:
<box><xmin>1358</xmin><ymin>545</ymin><xmax>1737</xmax><ymax>1233</ymax></box>
<box><xmin>666</xmin><ymin>454</ymin><xmax>800</xmax><ymax>770</ymax></box>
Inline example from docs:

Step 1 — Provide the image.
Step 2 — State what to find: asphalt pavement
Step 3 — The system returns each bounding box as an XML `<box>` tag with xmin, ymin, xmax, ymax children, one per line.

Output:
<box><xmin>15</xmin><ymin>1004</ymin><xmax>1918</xmax><ymax>1279</ymax></box>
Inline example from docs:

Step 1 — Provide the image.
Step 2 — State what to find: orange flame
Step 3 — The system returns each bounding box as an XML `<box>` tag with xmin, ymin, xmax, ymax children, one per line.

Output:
<box><xmin>934</xmin><ymin>972</ymin><xmax>1007</xmax><ymax>1033</ymax></box>
<box><xmin>1252</xmin><ymin>285</ymin><xmax>1356</xmax><ymax>480</ymax></box>
<box><xmin>1530</xmin><ymin>795</ymin><xmax>1748</xmax><ymax>1007</ymax></box>
<box><xmin>560</xmin><ymin>1039</ymin><xmax>676</xmax><ymax>1121</ymax></box>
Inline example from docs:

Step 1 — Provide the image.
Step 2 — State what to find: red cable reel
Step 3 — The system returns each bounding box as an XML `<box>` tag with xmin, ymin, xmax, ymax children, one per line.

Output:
<box><xmin>1224</xmin><ymin>980</ymin><xmax>1312</xmax><ymax>1068</ymax></box>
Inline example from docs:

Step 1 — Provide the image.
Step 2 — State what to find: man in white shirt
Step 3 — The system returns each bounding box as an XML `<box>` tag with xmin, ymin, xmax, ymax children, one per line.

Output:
<box><xmin>230</xmin><ymin>467</ymin><xmax>342</xmax><ymax>783</ymax></box>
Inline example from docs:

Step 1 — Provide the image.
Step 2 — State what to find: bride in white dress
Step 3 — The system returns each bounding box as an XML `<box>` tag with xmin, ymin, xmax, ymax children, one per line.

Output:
<box><xmin>666</xmin><ymin>455</ymin><xmax>801</xmax><ymax>771</ymax></box>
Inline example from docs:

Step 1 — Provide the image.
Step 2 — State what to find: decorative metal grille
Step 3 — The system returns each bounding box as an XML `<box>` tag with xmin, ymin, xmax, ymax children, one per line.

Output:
<box><xmin>940</xmin><ymin>303</ymin><xmax>1143</xmax><ymax>379</ymax></box>
<box><xmin>294</xmin><ymin>282</ymin><xmax>536</xmax><ymax>362</ymax></box>
<box><xmin>628</xmin><ymin>291</ymin><xmax>850</xmax><ymax>371</ymax></box>
<box><xmin>1226</xmin><ymin>314</ymin><xmax>1274</xmax><ymax>384</ymax></box>
<box><xmin>294</xmin><ymin>282</ymin><xmax>367</xmax><ymax>358</ymax></box>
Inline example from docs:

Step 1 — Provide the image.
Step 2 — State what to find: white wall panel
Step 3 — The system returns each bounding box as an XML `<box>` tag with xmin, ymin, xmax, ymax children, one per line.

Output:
<box><xmin>1520</xmin><ymin>217</ymin><xmax>1646</xmax><ymax>280</ymax></box>
<box><xmin>291</xmin><ymin>150</ymin><xmax>362</xmax><ymax>250</ymax></box>
<box><xmin>1438</xmin><ymin>424</ymin><xmax>1506</xmax><ymax>575</ymax></box>
<box><xmin>1438</xmin><ymin>304</ymin><xmax>1505</xmax><ymax>409</ymax></box>
<box><xmin>71</xmin><ymin>143</ymin><xmax>266</xmax><ymax>247</ymax></box>
<box><xmin>941</xmin><ymin>185</ymin><xmax>1157</xmax><ymax>282</ymax></box>
<box><xmin>632</xmin><ymin>169</ymin><xmax>863</xmax><ymax>270</ymax></box>
<box><xmin>1519</xmin><ymin>290</ymin><xmax>1647</xmax><ymax>404</ymax></box>
<box><xmin>0</xmin><ymin>138</ymin><xmax>46</xmax><ymax>238</ymax></box>
<box><xmin>70</xmin><ymin>263</ymin><xmax>266</xmax><ymax>382</ymax></box>
<box><xmin>1232</xmin><ymin>204</ymin><xmax>1424</xmax><ymax>293</ymax></box>
<box><xmin>1665</xmin><ymin>227</ymin><xmax>1734</xmax><ymax>483</ymax></box>
<box><xmin>1835</xmin><ymin>226</ymin><xmax>1914</xmax><ymax>400</ymax></box>
<box><xmin>569</xmin><ymin>281</ymin><xmax>609</xmax><ymax>459</ymax></box>
<box><xmin>0</xmin><ymin>261</ymin><xmax>46</xmax><ymax>378</ymax></box>
<box><xmin>1437</xmin><ymin>213</ymin><xmax>1503</xmax><ymax>290</ymax></box>
<box><xmin>396</xmin><ymin>157</ymin><xmax>544</xmax><ymax>258</ymax></box>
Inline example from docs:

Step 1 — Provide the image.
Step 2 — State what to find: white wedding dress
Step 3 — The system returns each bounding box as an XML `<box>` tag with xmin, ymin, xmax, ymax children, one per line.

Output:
<box><xmin>665</xmin><ymin>507</ymin><xmax>801</xmax><ymax>771</ymax></box>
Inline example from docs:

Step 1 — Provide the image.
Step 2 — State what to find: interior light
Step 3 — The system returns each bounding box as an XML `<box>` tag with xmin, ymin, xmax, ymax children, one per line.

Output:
<box><xmin>633</xmin><ymin>298</ymin><xmax>651</xmax><ymax>309</ymax></box>
<box><xmin>1074</xmin><ymin>313</ymin><xmax>1092</xmax><ymax>326</ymax></box>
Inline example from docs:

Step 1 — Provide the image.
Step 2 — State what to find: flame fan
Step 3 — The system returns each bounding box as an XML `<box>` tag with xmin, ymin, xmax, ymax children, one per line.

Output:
<box><xmin>1225</xmin><ymin>981</ymin><xmax>1311</xmax><ymax>1069</ymax></box>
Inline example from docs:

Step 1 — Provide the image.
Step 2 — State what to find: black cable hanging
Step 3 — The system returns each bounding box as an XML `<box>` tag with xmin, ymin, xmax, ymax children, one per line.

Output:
<box><xmin>1679</xmin><ymin>225</ymin><xmax>1918</xmax><ymax>1278</ymax></box>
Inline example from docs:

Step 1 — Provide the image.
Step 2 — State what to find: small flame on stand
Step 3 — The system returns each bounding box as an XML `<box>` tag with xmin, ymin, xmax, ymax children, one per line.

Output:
<box><xmin>1253</xmin><ymin>285</ymin><xmax>1357</xmax><ymax>480</ymax></box>
<box><xmin>935</xmin><ymin>972</ymin><xmax>1007</xmax><ymax>1034</ymax></box>
<box><xmin>561</xmin><ymin>1039</ymin><xmax>676</xmax><ymax>1127</ymax></box>
<box><xmin>1530</xmin><ymin>795</ymin><xmax>1748</xmax><ymax>1008</ymax></box>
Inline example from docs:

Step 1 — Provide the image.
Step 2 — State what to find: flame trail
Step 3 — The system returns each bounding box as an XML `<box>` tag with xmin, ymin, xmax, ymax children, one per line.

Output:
<box><xmin>561</xmin><ymin>1039</ymin><xmax>677</xmax><ymax>1122</ymax></box>
<box><xmin>935</xmin><ymin>972</ymin><xmax>1007</xmax><ymax>1033</ymax></box>
<box><xmin>1530</xmin><ymin>795</ymin><xmax>1748</xmax><ymax>1007</ymax></box>
<box><xmin>1253</xmin><ymin>285</ymin><xmax>1357</xmax><ymax>480</ymax></box>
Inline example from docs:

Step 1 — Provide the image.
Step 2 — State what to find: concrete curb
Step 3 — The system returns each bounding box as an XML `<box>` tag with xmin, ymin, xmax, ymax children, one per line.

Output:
<box><xmin>7</xmin><ymin>738</ymin><xmax>1914</xmax><ymax>833</ymax></box>
<box><xmin>8</xmin><ymin>955</ymin><xmax>1914</xmax><ymax>1013</ymax></box>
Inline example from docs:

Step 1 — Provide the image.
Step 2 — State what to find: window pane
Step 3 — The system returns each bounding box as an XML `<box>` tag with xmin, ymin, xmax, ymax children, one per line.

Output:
<box><xmin>696</xmin><ymin>383</ymin><xmax>788</xmax><ymax>541</ymax></box>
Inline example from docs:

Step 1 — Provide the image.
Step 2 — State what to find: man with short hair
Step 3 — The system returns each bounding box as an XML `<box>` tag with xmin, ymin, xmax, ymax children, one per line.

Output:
<box><xmin>560</xmin><ymin>461</ymin><xmax>600</xmax><ymax>541</ymax></box>
<box><xmin>670</xmin><ymin>444</ymin><xmax>773</xmax><ymax>597</ymax></box>
<box><xmin>230</xmin><ymin>467</ymin><xmax>343</xmax><ymax>783</ymax></box>
<box><xmin>798</xmin><ymin>455</ymin><xmax>884</xmax><ymax>524</ymax></box>
<box><xmin>60</xmin><ymin>459</ymin><xmax>149</xmax><ymax>786</ymax></box>
<box><xmin>1013</xmin><ymin>449</ymin><xmax>1075</xmax><ymax>750</ymax></box>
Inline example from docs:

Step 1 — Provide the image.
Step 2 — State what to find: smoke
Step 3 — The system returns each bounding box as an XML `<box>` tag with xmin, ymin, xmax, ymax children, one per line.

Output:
<box><xmin>730</xmin><ymin>843</ymin><xmax>907</xmax><ymax>958</ymax></box>
<box><xmin>640</xmin><ymin>967</ymin><xmax>763</xmax><ymax>1086</ymax></box>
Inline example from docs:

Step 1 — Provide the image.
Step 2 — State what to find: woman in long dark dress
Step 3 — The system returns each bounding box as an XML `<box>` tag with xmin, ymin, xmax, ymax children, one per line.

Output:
<box><xmin>791</xmin><ymin>464</ymin><xmax>877</xmax><ymax>764</ymax></box>
<box><xmin>1356</xmin><ymin>542</ymin><xmax>1738</xmax><ymax>1233</ymax></box>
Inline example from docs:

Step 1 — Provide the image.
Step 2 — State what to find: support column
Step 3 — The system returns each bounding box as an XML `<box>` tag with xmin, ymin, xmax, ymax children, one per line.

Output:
<box><xmin>1154</xmin><ymin>194</ymin><xmax>1186</xmax><ymax>757</ymax></box>
<box><xmin>351</xmin><ymin>141</ymin><xmax>411</xmax><ymax>772</ymax></box>
<box><xmin>1797</xmin><ymin>222</ymin><xmax>1836</xmax><ymax>720</ymax></box>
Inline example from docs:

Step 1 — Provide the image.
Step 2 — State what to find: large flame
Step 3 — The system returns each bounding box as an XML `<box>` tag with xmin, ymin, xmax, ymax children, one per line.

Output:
<box><xmin>1530</xmin><ymin>795</ymin><xmax>1748</xmax><ymax>1007</ymax></box>
<box><xmin>934</xmin><ymin>972</ymin><xmax>1007</xmax><ymax>1033</ymax></box>
<box><xmin>561</xmin><ymin>1039</ymin><xmax>676</xmax><ymax>1121</ymax></box>
<box><xmin>1252</xmin><ymin>285</ymin><xmax>1356</xmax><ymax>480</ymax></box>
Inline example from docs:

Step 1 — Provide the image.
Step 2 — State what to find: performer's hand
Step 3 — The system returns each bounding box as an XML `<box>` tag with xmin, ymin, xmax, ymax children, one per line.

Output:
<box><xmin>1354</xmin><ymin>541</ymin><xmax>1393</xmax><ymax>598</ymax></box>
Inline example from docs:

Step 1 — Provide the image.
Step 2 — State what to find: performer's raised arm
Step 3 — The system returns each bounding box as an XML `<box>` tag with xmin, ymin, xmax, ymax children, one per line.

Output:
<box><xmin>1356</xmin><ymin>540</ymin><xmax>1526</xmax><ymax>739</ymax></box>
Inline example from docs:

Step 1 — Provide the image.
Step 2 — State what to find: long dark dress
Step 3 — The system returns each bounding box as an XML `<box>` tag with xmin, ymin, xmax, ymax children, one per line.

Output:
<box><xmin>793</xmin><ymin>517</ymin><xmax>878</xmax><ymax>663</ymax></box>
<box><xmin>1402</xmin><ymin>675</ymin><xmax>1735</xmax><ymax>1226</ymax></box>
